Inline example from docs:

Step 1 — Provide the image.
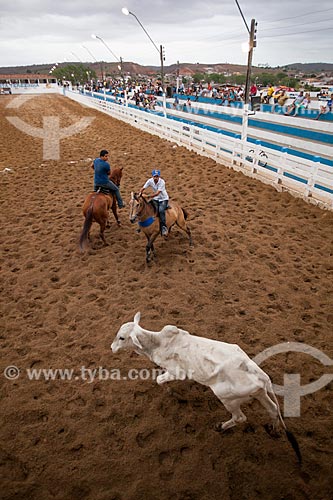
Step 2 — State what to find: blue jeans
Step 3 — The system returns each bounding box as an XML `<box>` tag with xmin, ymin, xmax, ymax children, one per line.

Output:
<box><xmin>94</xmin><ymin>180</ymin><xmax>124</xmax><ymax>208</ymax></box>
<box><xmin>156</xmin><ymin>200</ymin><xmax>168</xmax><ymax>230</ymax></box>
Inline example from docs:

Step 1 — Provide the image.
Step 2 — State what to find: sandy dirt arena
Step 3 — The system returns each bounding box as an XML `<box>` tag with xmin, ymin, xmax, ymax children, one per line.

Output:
<box><xmin>0</xmin><ymin>94</ymin><xmax>332</xmax><ymax>500</ymax></box>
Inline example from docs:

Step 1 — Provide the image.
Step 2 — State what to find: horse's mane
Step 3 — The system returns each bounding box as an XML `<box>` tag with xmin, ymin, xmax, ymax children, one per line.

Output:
<box><xmin>135</xmin><ymin>192</ymin><xmax>158</xmax><ymax>216</ymax></box>
<box><xmin>110</xmin><ymin>167</ymin><xmax>123</xmax><ymax>186</ymax></box>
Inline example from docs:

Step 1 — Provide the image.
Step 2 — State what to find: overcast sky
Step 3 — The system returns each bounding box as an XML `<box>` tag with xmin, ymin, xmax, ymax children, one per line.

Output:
<box><xmin>0</xmin><ymin>0</ymin><xmax>332</xmax><ymax>69</ymax></box>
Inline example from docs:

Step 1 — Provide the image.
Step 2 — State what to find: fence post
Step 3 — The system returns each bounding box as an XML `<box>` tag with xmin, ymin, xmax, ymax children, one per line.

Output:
<box><xmin>231</xmin><ymin>134</ymin><xmax>242</xmax><ymax>169</ymax></box>
<box><xmin>306</xmin><ymin>155</ymin><xmax>321</xmax><ymax>199</ymax></box>
<box><xmin>253</xmin><ymin>139</ymin><xmax>261</xmax><ymax>174</ymax></box>
<box><xmin>276</xmin><ymin>147</ymin><xmax>288</xmax><ymax>188</ymax></box>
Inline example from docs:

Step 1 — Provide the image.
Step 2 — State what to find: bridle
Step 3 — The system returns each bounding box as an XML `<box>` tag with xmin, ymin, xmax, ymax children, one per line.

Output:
<box><xmin>129</xmin><ymin>193</ymin><xmax>150</xmax><ymax>223</ymax></box>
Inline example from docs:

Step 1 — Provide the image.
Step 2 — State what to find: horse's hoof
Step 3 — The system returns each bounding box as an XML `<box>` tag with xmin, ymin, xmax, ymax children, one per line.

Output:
<box><xmin>214</xmin><ymin>423</ymin><xmax>233</xmax><ymax>433</ymax></box>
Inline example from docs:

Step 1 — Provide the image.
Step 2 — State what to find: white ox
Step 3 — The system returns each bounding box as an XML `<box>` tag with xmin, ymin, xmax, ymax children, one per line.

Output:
<box><xmin>111</xmin><ymin>312</ymin><xmax>301</xmax><ymax>462</ymax></box>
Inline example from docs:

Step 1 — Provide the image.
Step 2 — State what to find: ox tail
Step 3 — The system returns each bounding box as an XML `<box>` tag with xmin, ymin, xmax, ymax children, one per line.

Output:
<box><xmin>268</xmin><ymin>381</ymin><xmax>302</xmax><ymax>465</ymax></box>
<box><xmin>285</xmin><ymin>430</ymin><xmax>302</xmax><ymax>466</ymax></box>
<box><xmin>79</xmin><ymin>206</ymin><xmax>93</xmax><ymax>252</ymax></box>
<box><xmin>182</xmin><ymin>208</ymin><xmax>188</xmax><ymax>220</ymax></box>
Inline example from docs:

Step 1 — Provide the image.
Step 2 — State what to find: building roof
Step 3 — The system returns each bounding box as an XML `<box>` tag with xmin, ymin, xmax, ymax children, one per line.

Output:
<box><xmin>0</xmin><ymin>74</ymin><xmax>54</xmax><ymax>80</ymax></box>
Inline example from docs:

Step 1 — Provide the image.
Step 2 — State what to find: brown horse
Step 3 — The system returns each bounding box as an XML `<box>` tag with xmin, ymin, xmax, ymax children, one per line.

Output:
<box><xmin>79</xmin><ymin>167</ymin><xmax>123</xmax><ymax>251</ymax></box>
<box><xmin>129</xmin><ymin>192</ymin><xmax>193</xmax><ymax>262</ymax></box>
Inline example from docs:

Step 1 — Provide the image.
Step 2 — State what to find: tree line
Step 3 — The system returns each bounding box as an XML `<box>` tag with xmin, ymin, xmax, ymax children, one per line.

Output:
<box><xmin>190</xmin><ymin>71</ymin><xmax>300</xmax><ymax>88</ymax></box>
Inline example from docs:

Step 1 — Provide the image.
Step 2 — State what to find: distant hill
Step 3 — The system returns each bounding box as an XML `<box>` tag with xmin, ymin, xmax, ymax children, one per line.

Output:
<box><xmin>0</xmin><ymin>61</ymin><xmax>278</xmax><ymax>77</ymax></box>
<box><xmin>0</xmin><ymin>61</ymin><xmax>332</xmax><ymax>77</ymax></box>
<box><xmin>279</xmin><ymin>63</ymin><xmax>333</xmax><ymax>72</ymax></box>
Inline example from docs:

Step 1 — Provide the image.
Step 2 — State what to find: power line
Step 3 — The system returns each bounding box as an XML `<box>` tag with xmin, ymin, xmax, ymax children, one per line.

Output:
<box><xmin>169</xmin><ymin>9</ymin><xmax>332</xmax><ymax>44</ymax></box>
<box><xmin>261</xmin><ymin>26</ymin><xmax>333</xmax><ymax>39</ymax></box>
<box><xmin>260</xmin><ymin>17</ymin><xmax>333</xmax><ymax>33</ymax></box>
<box><xmin>188</xmin><ymin>22</ymin><xmax>333</xmax><ymax>46</ymax></box>
<box><xmin>260</xmin><ymin>7</ymin><xmax>333</xmax><ymax>24</ymax></box>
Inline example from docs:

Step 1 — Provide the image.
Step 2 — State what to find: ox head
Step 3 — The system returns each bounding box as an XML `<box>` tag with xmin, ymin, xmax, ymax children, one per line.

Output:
<box><xmin>111</xmin><ymin>311</ymin><xmax>143</xmax><ymax>353</ymax></box>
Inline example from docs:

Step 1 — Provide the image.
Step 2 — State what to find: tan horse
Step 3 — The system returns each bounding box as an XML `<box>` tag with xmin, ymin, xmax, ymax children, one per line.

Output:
<box><xmin>129</xmin><ymin>192</ymin><xmax>193</xmax><ymax>263</ymax></box>
<box><xmin>79</xmin><ymin>167</ymin><xmax>123</xmax><ymax>251</ymax></box>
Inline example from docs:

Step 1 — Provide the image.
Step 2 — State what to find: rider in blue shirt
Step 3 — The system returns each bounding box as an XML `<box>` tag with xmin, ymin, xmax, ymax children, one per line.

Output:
<box><xmin>91</xmin><ymin>150</ymin><xmax>125</xmax><ymax>208</ymax></box>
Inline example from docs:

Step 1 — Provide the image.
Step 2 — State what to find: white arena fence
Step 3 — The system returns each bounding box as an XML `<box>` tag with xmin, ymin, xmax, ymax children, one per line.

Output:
<box><xmin>64</xmin><ymin>89</ymin><xmax>333</xmax><ymax>210</ymax></box>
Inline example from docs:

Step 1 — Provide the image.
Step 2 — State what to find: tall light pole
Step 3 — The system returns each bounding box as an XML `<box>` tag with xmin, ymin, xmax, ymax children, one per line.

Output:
<box><xmin>71</xmin><ymin>51</ymin><xmax>82</xmax><ymax>63</ymax></box>
<box><xmin>82</xmin><ymin>44</ymin><xmax>98</xmax><ymax>62</ymax></box>
<box><xmin>82</xmin><ymin>44</ymin><xmax>102</xmax><ymax>80</ymax></box>
<box><xmin>234</xmin><ymin>0</ymin><xmax>257</xmax><ymax>141</ymax></box>
<box><xmin>91</xmin><ymin>34</ymin><xmax>124</xmax><ymax>81</ymax></box>
<box><xmin>122</xmin><ymin>6</ymin><xmax>166</xmax><ymax>114</ymax></box>
<box><xmin>91</xmin><ymin>34</ymin><xmax>121</xmax><ymax>64</ymax></box>
<box><xmin>92</xmin><ymin>34</ymin><xmax>126</xmax><ymax>102</ymax></box>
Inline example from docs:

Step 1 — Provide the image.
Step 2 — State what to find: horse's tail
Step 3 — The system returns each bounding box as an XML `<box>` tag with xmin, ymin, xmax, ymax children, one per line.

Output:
<box><xmin>79</xmin><ymin>206</ymin><xmax>94</xmax><ymax>252</ymax></box>
<box><xmin>181</xmin><ymin>207</ymin><xmax>188</xmax><ymax>220</ymax></box>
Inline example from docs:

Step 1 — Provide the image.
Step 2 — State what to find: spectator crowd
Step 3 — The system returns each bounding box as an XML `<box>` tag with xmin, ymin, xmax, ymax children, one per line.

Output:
<box><xmin>72</xmin><ymin>77</ymin><xmax>332</xmax><ymax>120</ymax></box>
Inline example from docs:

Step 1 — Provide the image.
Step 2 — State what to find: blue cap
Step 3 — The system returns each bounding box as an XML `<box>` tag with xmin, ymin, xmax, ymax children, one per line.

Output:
<box><xmin>152</xmin><ymin>169</ymin><xmax>160</xmax><ymax>177</ymax></box>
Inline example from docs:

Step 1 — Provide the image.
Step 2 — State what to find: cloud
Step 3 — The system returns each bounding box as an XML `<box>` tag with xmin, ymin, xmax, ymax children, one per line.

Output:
<box><xmin>0</xmin><ymin>0</ymin><xmax>332</xmax><ymax>68</ymax></box>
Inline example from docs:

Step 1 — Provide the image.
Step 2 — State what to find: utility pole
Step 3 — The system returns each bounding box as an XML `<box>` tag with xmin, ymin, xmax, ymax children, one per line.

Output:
<box><xmin>160</xmin><ymin>45</ymin><xmax>166</xmax><ymax>115</ymax></box>
<box><xmin>241</xmin><ymin>18</ymin><xmax>257</xmax><ymax>140</ymax></box>
<box><xmin>120</xmin><ymin>57</ymin><xmax>124</xmax><ymax>80</ymax></box>
<box><xmin>160</xmin><ymin>45</ymin><xmax>164</xmax><ymax>92</ymax></box>
<box><xmin>176</xmin><ymin>60</ymin><xmax>180</xmax><ymax>94</ymax></box>
<box><xmin>244</xmin><ymin>19</ymin><xmax>257</xmax><ymax>107</ymax></box>
<box><xmin>160</xmin><ymin>45</ymin><xmax>165</xmax><ymax>90</ymax></box>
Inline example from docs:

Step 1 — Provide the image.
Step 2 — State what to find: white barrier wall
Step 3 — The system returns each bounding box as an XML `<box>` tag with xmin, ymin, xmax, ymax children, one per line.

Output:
<box><xmin>65</xmin><ymin>90</ymin><xmax>333</xmax><ymax>210</ymax></box>
<box><xmin>164</xmin><ymin>103</ymin><xmax>333</xmax><ymax>162</ymax></box>
<box><xmin>10</xmin><ymin>83</ymin><xmax>60</xmax><ymax>94</ymax></box>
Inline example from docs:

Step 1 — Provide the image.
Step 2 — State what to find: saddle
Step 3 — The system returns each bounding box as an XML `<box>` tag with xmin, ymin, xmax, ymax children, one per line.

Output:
<box><xmin>94</xmin><ymin>186</ymin><xmax>112</xmax><ymax>196</ymax></box>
